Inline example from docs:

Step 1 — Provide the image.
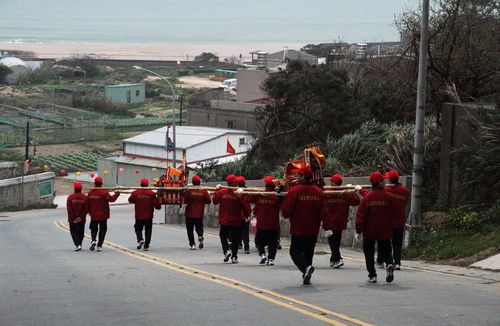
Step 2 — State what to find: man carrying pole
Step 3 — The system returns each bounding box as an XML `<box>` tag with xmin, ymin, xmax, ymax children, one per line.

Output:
<box><xmin>236</xmin><ymin>176</ymin><xmax>251</xmax><ymax>254</ymax></box>
<box><xmin>66</xmin><ymin>182</ymin><xmax>88</xmax><ymax>251</ymax></box>
<box><xmin>184</xmin><ymin>175</ymin><xmax>211</xmax><ymax>250</ymax></box>
<box><xmin>128</xmin><ymin>178</ymin><xmax>161</xmax><ymax>251</ymax></box>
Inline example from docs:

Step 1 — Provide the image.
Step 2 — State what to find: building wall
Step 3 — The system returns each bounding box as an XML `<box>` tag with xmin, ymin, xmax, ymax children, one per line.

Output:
<box><xmin>186</xmin><ymin>134</ymin><xmax>251</xmax><ymax>162</ymax></box>
<box><xmin>0</xmin><ymin>172</ymin><xmax>55</xmax><ymax>210</ymax></box>
<box><xmin>187</xmin><ymin>100</ymin><xmax>257</xmax><ymax>131</ymax></box>
<box><xmin>97</xmin><ymin>158</ymin><xmax>167</xmax><ymax>187</ymax></box>
<box><xmin>236</xmin><ymin>69</ymin><xmax>268</xmax><ymax>102</ymax></box>
<box><xmin>105</xmin><ymin>84</ymin><xmax>145</xmax><ymax>104</ymax></box>
<box><xmin>0</xmin><ymin>162</ymin><xmax>18</xmax><ymax>179</ymax></box>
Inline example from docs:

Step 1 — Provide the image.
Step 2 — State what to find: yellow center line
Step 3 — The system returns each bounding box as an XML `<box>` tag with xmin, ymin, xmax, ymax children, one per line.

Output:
<box><xmin>54</xmin><ymin>220</ymin><xmax>374</xmax><ymax>326</ymax></box>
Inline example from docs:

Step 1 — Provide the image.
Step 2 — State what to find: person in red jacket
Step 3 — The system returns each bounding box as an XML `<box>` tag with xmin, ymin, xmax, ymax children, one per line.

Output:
<box><xmin>86</xmin><ymin>177</ymin><xmax>120</xmax><ymax>252</ymax></box>
<box><xmin>252</xmin><ymin>176</ymin><xmax>282</xmax><ymax>266</ymax></box>
<box><xmin>236</xmin><ymin>176</ymin><xmax>252</xmax><ymax>254</ymax></box>
<box><xmin>128</xmin><ymin>178</ymin><xmax>161</xmax><ymax>251</ymax></box>
<box><xmin>322</xmin><ymin>174</ymin><xmax>360</xmax><ymax>268</ymax></box>
<box><xmin>383</xmin><ymin>170</ymin><xmax>409</xmax><ymax>270</ymax></box>
<box><xmin>355</xmin><ymin>172</ymin><xmax>396</xmax><ymax>283</ymax></box>
<box><xmin>184</xmin><ymin>175</ymin><xmax>211</xmax><ymax>250</ymax></box>
<box><xmin>281</xmin><ymin>166</ymin><xmax>324</xmax><ymax>285</ymax></box>
<box><xmin>212</xmin><ymin>174</ymin><xmax>251</xmax><ymax>264</ymax></box>
<box><xmin>66</xmin><ymin>182</ymin><xmax>88</xmax><ymax>251</ymax></box>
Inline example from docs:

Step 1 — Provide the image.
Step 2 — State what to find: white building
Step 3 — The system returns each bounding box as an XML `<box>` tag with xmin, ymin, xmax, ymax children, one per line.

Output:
<box><xmin>98</xmin><ymin>126</ymin><xmax>253</xmax><ymax>186</ymax></box>
<box><xmin>0</xmin><ymin>57</ymin><xmax>31</xmax><ymax>84</ymax></box>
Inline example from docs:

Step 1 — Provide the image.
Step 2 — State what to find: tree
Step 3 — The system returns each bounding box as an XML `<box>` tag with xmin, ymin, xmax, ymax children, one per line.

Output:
<box><xmin>194</xmin><ymin>52</ymin><xmax>219</xmax><ymax>63</ymax></box>
<box><xmin>0</xmin><ymin>64</ymin><xmax>13</xmax><ymax>84</ymax></box>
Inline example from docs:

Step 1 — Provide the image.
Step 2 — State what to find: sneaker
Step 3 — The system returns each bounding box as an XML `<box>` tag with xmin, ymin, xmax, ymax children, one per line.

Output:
<box><xmin>303</xmin><ymin>266</ymin><xmax>315</xmax><ymax>285</ymax></box>
<box><xmin>277</xmin><ymin>241</ymin><xmax>282</xmax><ymax>250</ymax></box>
<box><xmin>259</xmin><ymin>254</ymin><xmax>267</xmax><ymax>265</ymax></box>
<box><xmin>198</xmin><ymin>236</ymin><xmax>204</xmax><ymax>249</ymax></box>
<box><xmin>267</xmin><ymin>259</ymin><xmax>275</xmax><ymax>266</ymax></box>
<box><xmin>386</xmin><ymin>265</ymin><xmax>395</xmax><ymax>283</ymax></box>
<box><xmin>96</xmin><ymin>246</ymin><xmax>102</xmax><ymax>252</ymax></box>
<box><xmin>231</xmin><ymin>256</ymin><xmax>238</xmax><ymax>264</ymax></box>
<box><xmin>238</xmin><ymin>244</ymin><xmax>243</xmax><ymax>249</ymax></box>
<box><xmin>376</xmin><ymin>261</ymin><xmax>385</xmax><ymax>269</ymax></box>
<box><xmin>190</xmin><ymin>245</ymin><xmax>196</xmax><ymax>250</ymax></box>
<box><xmin>333</xmin><ymin>259</ymin><xmax>344</xmax><ymax>269</ymax></box>
<box><xmin>395</xmin><ymin>264</ymin><xmax>401</xmax><ymax>270</ymax></box>
<box><xmin>330</xmin><ymin>261</ymin><xmax>334</xmax><ymax>268</ymax></box>
<box><xmin>74</xmin><ymin>245</ymin><xmax>82</xmax><ymax>252</ymax></box>
<box><xmin>90</xmin><ymin>241</ymin><xmax>96</xmax><ymax>251</ymax></box>
<box><xmin>223</xmin><ymin>251</ymin><xmax>232</xmax><ymax>262</ymax></box>
<box><xmin>367</xmin><ymin>276</ymin><xmax>377</xmax><ymax>283</ymax></box>
<box><xmin>137</xmin><ymin>240</ymin><xmax>144</xmax><ymax>250</ymax></box>
<box><xmin>143</xmin><ymin>246</ymin><xmax>149</xmax><ymax>251</ymax></box>
<box><xmin>245</xmin><ymin>250</ymin><xmax>250</xmax><ymax>254</ymax></box>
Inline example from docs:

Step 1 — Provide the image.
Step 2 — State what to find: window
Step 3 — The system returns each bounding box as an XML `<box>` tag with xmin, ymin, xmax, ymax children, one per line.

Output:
<box><xmin>227</xmin><ymin>120</ymin><xmax>234</xmax><ymax>129</ymax></box>
<box><xmin>239</xmin><ymin>137</ymin><xmax>245</xmax><ymax>145</ymax></box>
<box><xmin>136</xmin><ymin>90</ymin><xmax>140</xmax><ymax>96</ymax></box>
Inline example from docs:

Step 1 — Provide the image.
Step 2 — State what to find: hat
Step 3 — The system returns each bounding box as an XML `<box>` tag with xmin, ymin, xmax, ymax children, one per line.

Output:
<box><xmin>369</xmin><ymin>172</ymin><xmax>384</xmax><ymax>183</ymax></box>
<box><xmin>73</xmin><ymin>182</ymin><xmax>83</xmax><ymax>190</ymax></box>
<box><xmin>192</xmin><ymin>175</ymin><xmax>201</xmax><ymax>183</ymax></box>
<box><xmin>298</xmin><ymin>166</ymin><xmax>313</xmax><ymax>178</ymax></box>
<box><xmin>226</xmin><ymin>174</ymin><xmax>237</xmax><ymax>183</ymax></box>
<box><xmin>236</xmin><ymin>176</ymin><xmax>246</xmax><ymax>183</ymax></box>
<box><xmin>263</xmin><ymin>176</ymin><xmax>275</xmax><ymax>184</ymax></box>
<box><xmin>384</xmin><ymin>170</ymin><xmax>400</xmax><ymax>181</ymax></box>
<box><xmin>328</xmin><ymin>174</ymin><xmax>343</xmax><ymax>183</ymax></box>
<box><xmin>94</xmin><ymin>176</ymin><xmax>103</xmax><ymax>184</ymax></box>
<box><xmin>140</xmin><ymin>178</ymin><xmax>149</xmax><ymax>186</ymax></box>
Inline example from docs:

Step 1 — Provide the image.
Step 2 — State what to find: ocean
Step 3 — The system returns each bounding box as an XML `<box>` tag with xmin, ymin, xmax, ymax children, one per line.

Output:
<box><xmin>0</xmin><ymin>0</ymin><xmax>415</xmax><ymax>44</ymax></box>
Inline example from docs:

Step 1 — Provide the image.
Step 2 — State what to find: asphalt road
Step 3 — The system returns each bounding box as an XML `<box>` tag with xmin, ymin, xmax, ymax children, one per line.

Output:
<box><xmin>1</xmin><ymin>206</ymin><xmax>498</xmax><ymax>326</ymax></box>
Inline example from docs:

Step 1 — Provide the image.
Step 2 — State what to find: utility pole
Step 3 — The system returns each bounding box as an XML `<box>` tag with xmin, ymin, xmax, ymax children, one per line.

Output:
<box><xmin>409</xmin><ymin>0</ymin><xmax>430</xmax><ymax>228</ymax></box>
<box><xmin>179</xmin><ymin>93</ymin><xmax>183</xmax><ymax>126</ymax></box>
<box><xmin>24</xmin><ymin>121</ymin><xmax>30</xmax><ymax>161</ymax></box>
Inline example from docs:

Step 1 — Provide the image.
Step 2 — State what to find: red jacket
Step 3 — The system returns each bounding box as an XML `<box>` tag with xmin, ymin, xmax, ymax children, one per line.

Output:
<box><xmin>212</xmin><ymin>188</ymin><xmax>251</xmax><ymax>226</ymax></box>
<box><xmin>184</xmin><ymin>189</ymin><xmax>211</xmax><ymax>219</ymax></box>
<box><xmin>355</xmin><ymin>189</ymin><xmax>396</xmax><ymax>240</ymax></box>
<box><xmin>67</xmin><ymin>192</ymin><xmax>88</xmax><ymax>223</ymax></box>
<box><xmin>281</xmin><ymin>183</ymin><xmax>324</xmax><ymax>236</ymax></box>
<box><xmin>385</xmin><ymin>184</ymin><xmax>409</xmax><ymax>228</ymax></box>
<box><xmin>87</xmin><ymin>188</ymin><xmax>120</xmax><ymax>221</ymax></box>
<box><xmin>322</xmin><ymin>192</ymin><xmax>360</xmax><ymax>231</ymax></box>
<box><xmin>128</xmin><ymin>189</ymin><xmax>161</xmax><ymax>220</ymax></box>
<box><xmin>251</xmin><ymin>190</ymin><xmax>281</xmax><ymax>230</ymax></box>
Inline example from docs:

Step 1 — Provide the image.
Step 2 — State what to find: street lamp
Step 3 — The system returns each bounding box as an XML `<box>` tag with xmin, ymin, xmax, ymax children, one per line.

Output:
<box><xmin>133</xmin><ymin>65</ymin><xmax>177</xmax><ymax>167</ymax></box>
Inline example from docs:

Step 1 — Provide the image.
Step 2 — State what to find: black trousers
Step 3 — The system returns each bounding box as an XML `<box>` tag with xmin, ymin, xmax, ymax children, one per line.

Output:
<box><xmin>134</xmin><ymin>219</ymin><xmax>153</xmax><ymax>247</ymax></box>
<box><xmin>392</xmin><ymin>227</ymin><xmax>404</xmax><ymax>265</ymax></box>
<box><xmin>240</xmin><ymin>220</ymin><xmax>250</xmax><ymax>250</ymax></box>
<box><xmin>186</xmin><ymin>217</ymin><xmax>204</xmax><ymax>246</ymax></box>
<box><xmin>290</xmin><ymin>235</ymin><xmax>317</xmax><ymax>273</ymax></box>
<box><xmin>255</xmin><ymin>229</ymin><xmax>279</xmax><ymax>260</ymax></box>
<box><xmin>220</xmin><ymin>225</ymin><xmax>241</xmax><ymax>258</ymax></box>
<box><xmin>363</xmin><ymin>239</ymin><xmax>394</xmax><ymax>278</ymax></box>
<box><xmin>69</xmin><ymin>222</ymin><xmax>85</xmax><ymax>246</ymax></box>
<box><xmin>89</xmin><ymin>220</ymin><xmax>107</xmax><ymax>247</ymax></box>
<box><xmin>327</xmin><ymin>230</ymin><xmax>343</xmax><ymax>262</ymax></box>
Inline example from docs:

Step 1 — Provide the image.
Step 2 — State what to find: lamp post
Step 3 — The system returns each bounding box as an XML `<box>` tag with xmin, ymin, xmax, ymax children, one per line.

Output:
<box><xmin>133</xmin><ymin>65</ymin><xmax>177</xmax><ymax>167</ymax></box>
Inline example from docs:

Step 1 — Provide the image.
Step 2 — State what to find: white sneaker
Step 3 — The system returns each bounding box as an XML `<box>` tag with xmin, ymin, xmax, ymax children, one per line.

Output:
<box><xmin>74</xmin><ymin>245</ymin><xmax>81</xmax><ymax>252</ymax></box>
<box><xmin>198</xmin><ymin>236</ymin><xmax>204</xmax><ymax>249</ymax></box>
<box><xmin>96</xmin><ymin>246</ymin><xmax>102</xmax><ymax>252</ymax></box>
<box><xmin>386</xmin><ymin>265</ymin><xmax>395</xmax><ymax>283</ymax></box>
<box><xmin>395</xmin><ymin>264</ymin><xmax>401</xmax><ymax>270</ymax></box>
<box><xmin>367</xmin><ymin>276</ymin><xmax>377</xmax><ymax>283</ymax></box>
<box><xmin>231</xmin><ymin>256</ymin><xmax>238</xmax><ymax>264</ymax></box>
<box><xmin>267</xmin><ymin>259</ymin><xmax>275</xmax><ymax>266</ymax></box>
<box><xmin>333</xmin><ymin>259</ymin><xmax>344</xmax><ymax>269</ymax></box>
<box><xmin>137</xmin><ymin>240</ymin><xmax>144</xmax><ymax>250</ymax></box>
<box><xmin>330</xmin><ymin>261</ymin><xmax>334</xmax><ymax>267</ymax></box>
<box><xmin>259</xmin><ymin>254</ymin><xmax>267</xmax><ymax>265</ymax></box>
<box><xmin>190</xmin><ymin>245</ymin><xmax>196</xmax><ymax>250</ymax></box>
<box><xmin>90</xmin><ymin>241</ymin><xmax>96</xmax><ymax>251</ymax></box>
<box><xmin>376</xmin><ymin>262</ymin><xmax>385</xmax><ymax>269</ymax></box>
<box><xmin>223</xmin><ymin>251</ymin><xmax>232</xmax><ymax>262</ymax></box>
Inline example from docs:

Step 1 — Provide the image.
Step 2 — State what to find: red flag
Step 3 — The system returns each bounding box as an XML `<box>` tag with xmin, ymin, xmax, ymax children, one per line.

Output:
<box><xmin>226</xmin><ymin>138</ymin><xmax>236</xmax><ymax>154</ymax></box>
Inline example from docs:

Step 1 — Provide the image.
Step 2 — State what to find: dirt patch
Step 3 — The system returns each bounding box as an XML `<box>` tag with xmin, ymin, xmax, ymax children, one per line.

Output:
<box><xmin>422</xmin><ymin>211</ymin><xmax>448</xmax><ymax>230</ymax></box>
<box><xmin>178</xmin><ymin>76</ymin><xmax>221</xmax><ymax>89</ymax></box>
<box><xmin>9</xmin><ymin>140</ymin><xmax>123</xmax><ymax>157</ymax></box>
<box><xmin>55</xmin><ymin>178</ymin><xmax>94</xmax><ymax>196</ymax></box>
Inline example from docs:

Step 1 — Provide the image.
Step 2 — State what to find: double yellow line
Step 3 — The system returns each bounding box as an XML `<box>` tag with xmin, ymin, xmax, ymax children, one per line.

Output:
<box><xmin>54</xmin><ymin>219</ymin><xmax>373</xmax><ymax>326</ymax></box>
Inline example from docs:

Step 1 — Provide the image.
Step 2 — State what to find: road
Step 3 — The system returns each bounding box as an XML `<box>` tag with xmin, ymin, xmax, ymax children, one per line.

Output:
<box><xmin>1</xmin><ymin>206</ymin><xmax>498</xmax><ymax>326</ymax></box>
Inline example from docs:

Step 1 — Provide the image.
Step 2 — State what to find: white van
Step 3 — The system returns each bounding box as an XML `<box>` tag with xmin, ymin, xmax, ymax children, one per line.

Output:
<box><xmin>219</xmin><ymin>78</ymin><xmax>237</xmax><ymax>91</ymax></box>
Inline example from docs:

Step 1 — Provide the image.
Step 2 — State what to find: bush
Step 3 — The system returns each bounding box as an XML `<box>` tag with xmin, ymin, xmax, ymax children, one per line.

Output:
<box><xmin>192</xmin><ymin>158</ymin><xmax>265</xmax><ymax>182</ymax></box>
<box><xmin>17</xmin><ymin>62</ymin><xmax>55</xmax><ymax>84</ymax></box>
<box><xmin>0</xmin><ymin>64</ymin><xmax>13</xmax><ymax>84</ymax></box>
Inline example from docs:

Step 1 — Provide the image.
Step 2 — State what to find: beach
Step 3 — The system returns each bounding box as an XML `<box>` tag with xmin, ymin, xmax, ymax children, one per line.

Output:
<box><xmin>0</xmin><ymin>42</ymin><xmax>304</xmax><ymax>61</ymax></box>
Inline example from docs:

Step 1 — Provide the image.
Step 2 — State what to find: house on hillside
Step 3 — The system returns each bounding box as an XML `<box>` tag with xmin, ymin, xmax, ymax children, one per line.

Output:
<box><xmin>104</xmin><ymin>83</ymin><xmax>145</xmax><ymax>104</ymax></box>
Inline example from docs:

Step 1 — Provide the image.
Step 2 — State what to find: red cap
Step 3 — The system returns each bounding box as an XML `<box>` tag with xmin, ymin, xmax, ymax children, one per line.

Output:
<box><xmin>192</xmin><ymin>175</ymin><xmax>201</xmax><ymax>183</ymax></box>
<box><xmin>263</xmin><ymin>176</ymin><xmax>275</xmax><ymax>184</ymax></box>
<box><xmin>140</xmin><ymin>178</ymin><xmax>149</xmax><ymax>186</ymax></box>
<box><xmin>384</xmin><ymin>170</ymin><xmax>400</xmax><ymax>181</ymax></box>
<box><xmin>73</xmin><ymin>182</ymin><xmax>82</xmax><ymax>190</ymax></box>
<box><xmin>94</xmin><ymin>176</ymin><xmax>103</xmax><ymax>184</ymax></box>
<box><xmin>328</xmin><ymin>174</ymin><xmax>343</xmax><ymax>183</ymax></box>
<box><xmin>236</xmin><ymin>176</ymin><xmax>246</xmax><ymax>183</ymax></box>
<box><xmin>298</xmin><ymin>166</ymin><xmax>313</xmax><ymax>177</ymax></box>
<box><xmin>226</xmin><ymin>174</ymin><xmax>236</xmax><ymax>183</ymax></box>
<box><xmin>369</xmin><ymin>172</ymin><xmax>384</xmax><ymax>183</ymax></box>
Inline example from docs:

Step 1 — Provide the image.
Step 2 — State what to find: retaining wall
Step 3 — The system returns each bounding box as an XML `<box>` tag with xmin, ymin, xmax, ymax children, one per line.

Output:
<box><xmin>0</xmin><ymin>172</ymin><xmax>55</xmax><ymax>210</ymax></box>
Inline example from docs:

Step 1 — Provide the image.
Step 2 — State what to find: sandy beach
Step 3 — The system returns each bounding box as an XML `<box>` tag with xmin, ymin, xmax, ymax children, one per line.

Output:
<box><xmin>0</xmin><ymin>42</ymin><xmax>304</xmax><ymax>61</ymax></box>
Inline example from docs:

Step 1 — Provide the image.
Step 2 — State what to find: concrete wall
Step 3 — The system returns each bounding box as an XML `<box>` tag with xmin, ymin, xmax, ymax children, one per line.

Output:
<box><xmin>161</xmin><ymin>176</ymin><xmax>412</xmax><ymax>249</ymax></box>
<box><xmin>0</xmin><ymin>172</ymin><xmax>55</xmax><ymax>210</ymax></box>
<box><xmin>105</xmin><ymin>84</ymin><xmax>145</xmax><ymax>104</ymax></box>
<box><xmin>187</xmin><ymin>100</ymin><xmax>257</xmax><ymax>131</ymax></box>
<box><xmin>97</xmin><ymin>157</ymin><xmax>169</xmax><ymax>187</ymax></box>
<box><xmin>236</xmin><ymin>69</ymin><xmax>268</xmax><ymax>103</ymax></box>
<box><xmin>0</xmin><ymin>162</ymin><xmax>18</xmax><ymax>179</ymax></box>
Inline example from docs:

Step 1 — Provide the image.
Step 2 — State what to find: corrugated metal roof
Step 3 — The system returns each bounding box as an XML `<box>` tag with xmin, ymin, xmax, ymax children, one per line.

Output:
<box><xmin>0</xmin><ymin>57</ymin><xmax>29</xmax><ymax>68</ymax></box>
<box><xmin>123</xmin><ymin>126</ymin><xmax>250</xmax><ymax>149</ymax></box>
<box><xmin>105</xmin><ymin>83</ymin><xmax>145</xmax><ymax>88</ymax></box>
<box><xmin>113</xmin><ymin>156</ymin><xmax>167</xmax><ymax>168</ymax></box>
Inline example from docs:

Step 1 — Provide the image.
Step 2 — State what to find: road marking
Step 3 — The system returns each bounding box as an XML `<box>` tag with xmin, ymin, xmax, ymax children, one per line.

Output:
<box><xmin>55</xmin><ymin>220</ymin><xmax>374</xmax><ymax>326</ymax></box>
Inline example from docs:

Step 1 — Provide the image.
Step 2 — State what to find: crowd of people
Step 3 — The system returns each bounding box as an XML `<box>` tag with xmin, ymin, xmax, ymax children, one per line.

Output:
<box><xmin>66</xmin><ymin>168</ymin><xmax>409</xmax><ymax>285</ymax></box>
